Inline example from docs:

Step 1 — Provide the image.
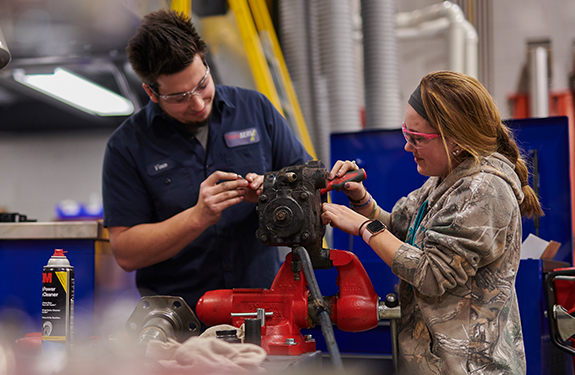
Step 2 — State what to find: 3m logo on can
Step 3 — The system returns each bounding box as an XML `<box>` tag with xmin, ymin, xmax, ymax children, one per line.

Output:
<box><xmin>43</xmin><ymin>272</ymin><xmax>52</xmax><ymax>283</ymax></box>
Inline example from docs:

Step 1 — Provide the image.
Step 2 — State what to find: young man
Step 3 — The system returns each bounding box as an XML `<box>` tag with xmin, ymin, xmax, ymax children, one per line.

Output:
<box><xmin>102</xmin><ymin>9</ymin><xmax>311</xmax><ymax>314</ymax></box>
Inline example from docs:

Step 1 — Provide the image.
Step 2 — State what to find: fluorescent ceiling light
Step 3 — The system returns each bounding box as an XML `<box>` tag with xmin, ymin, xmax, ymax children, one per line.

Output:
<box><xmin>13</xmin><ymin>67</ymin><xmax>134</xmax><ymax>116</ymax></box>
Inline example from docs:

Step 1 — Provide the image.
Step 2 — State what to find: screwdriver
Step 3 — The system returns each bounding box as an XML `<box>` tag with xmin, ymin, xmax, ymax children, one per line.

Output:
<box><xmin>320</xmin><ymin>168</ymin><xmax>366</xmax><ymax>195</ymax></box>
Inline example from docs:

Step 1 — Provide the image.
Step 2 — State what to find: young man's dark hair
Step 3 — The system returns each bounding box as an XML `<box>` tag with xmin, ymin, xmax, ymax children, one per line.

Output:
<box><xmin>126</xmin><ymin>9</ymin><xmax>207</xmax><ymax>86</ymax></box>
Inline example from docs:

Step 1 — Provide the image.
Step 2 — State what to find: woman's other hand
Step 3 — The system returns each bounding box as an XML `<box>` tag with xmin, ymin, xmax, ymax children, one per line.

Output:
<box><xmin>321</xmin><ymin>202</ymin><xmax>368</xmax><ymax>236</ymax></box>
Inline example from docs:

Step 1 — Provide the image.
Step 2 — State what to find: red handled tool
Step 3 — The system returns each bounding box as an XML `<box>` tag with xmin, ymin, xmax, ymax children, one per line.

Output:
<box><xmin>320</xmin><ymin>168</ymin><xmax>366</xmax><ymax>194</ymax></box>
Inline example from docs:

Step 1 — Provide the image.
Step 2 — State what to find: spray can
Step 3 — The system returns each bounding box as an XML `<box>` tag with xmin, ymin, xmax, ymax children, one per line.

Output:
<box><xmin>41</xmin><ymin>249</ymin><xmax>74</xmax><ymax>350</ymax></box>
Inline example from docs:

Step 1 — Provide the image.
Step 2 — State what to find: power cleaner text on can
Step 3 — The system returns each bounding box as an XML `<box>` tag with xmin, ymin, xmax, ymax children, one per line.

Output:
<box><xmin>42</xmin><ymin>249</ymin><xmax>74</xmax><ymax>350</ymax></box>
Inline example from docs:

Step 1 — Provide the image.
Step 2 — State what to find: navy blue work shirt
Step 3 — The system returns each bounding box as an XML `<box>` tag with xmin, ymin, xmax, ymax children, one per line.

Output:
<box><xmin>102</xmin><ymin>84</ymin><xmax>312</xmax><ymax>312</ymax></box>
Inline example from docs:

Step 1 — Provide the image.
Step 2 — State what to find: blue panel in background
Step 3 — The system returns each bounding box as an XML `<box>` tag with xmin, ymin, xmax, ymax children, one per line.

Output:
<box><xmin>504</xmin><ymin>116</ymin><xmax>573</xmax><ymax>265</ymax></box>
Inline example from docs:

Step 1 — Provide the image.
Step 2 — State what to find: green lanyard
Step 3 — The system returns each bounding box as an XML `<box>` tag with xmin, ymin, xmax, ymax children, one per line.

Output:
<box><xmin>406</xmin><ymin>200</ymin><xmax>428</xmax><ymax>247</ymax></box>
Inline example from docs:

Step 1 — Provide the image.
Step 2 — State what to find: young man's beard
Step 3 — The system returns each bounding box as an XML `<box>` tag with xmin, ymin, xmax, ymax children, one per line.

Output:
<box><xmin>159</xmin><ymin>101</ymin><xmax>212</xmax><ymax>131</ymax></box>
<box><xmin>184</xmin><ymin>114</ymin><xmax>211</xmax><ymax>132</ymax></box>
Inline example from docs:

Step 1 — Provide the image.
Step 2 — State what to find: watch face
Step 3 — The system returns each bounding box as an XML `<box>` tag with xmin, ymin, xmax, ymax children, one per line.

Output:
<box><xmin>366</xmin><ymin>219</ymin><xmax>386</xmax><ymax>234</ymax></box>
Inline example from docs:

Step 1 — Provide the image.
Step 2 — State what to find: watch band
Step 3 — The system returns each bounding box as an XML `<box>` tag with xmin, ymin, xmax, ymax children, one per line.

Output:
<box><xmin>358</xmin><ymin>219</ymin><xmax>372</xmax><ymax>236</ymax></box>
<box><xmin>362</xmin><ymin>227</ymin><xmax>373</xmax><ymax>243</ymax></box>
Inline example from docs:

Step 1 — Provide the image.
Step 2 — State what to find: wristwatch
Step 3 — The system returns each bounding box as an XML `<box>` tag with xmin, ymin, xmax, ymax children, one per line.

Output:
<box><xmin>361</xmin><ymin>219</ymin><xmax>387</xmax><ymax>244</ymax></box>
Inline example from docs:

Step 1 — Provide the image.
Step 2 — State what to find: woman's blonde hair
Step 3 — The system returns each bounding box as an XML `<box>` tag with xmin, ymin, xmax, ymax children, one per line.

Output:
<box><xmin>420</xmin><ymin>70</ymin><xmax>543</xmax><ymax>218</ymax></box>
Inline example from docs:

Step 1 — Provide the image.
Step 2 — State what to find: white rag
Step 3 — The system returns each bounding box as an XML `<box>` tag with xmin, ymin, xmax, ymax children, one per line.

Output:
<box><xmin>145</xmin><ymin>325</ymin><xmax>267</xmax><ymax>374</ymax></box>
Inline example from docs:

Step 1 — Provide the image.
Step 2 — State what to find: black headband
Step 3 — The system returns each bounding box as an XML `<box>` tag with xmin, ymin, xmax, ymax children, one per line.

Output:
<box><xmin>408</xmin><ymin>84</ymin><xmax>429</xmax><ymax>121</ymax></box>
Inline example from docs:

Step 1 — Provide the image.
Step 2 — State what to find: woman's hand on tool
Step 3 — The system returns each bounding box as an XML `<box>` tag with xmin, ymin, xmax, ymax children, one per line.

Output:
<box><xmin>328</xmin><ymin>160</ymin><xmax>366</xmax><ymax>202</ymax></box>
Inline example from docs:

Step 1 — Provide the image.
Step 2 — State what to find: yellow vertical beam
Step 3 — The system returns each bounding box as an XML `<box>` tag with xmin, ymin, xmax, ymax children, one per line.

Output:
<box><xmin>247</xmin><ymin>0</ymin><xmax>316</xmax><ymax>158</ymax></box>
<box><xmin>171</xmin><ymin>0</ymin><xmax>191</xmax><ymax>17</ymax></box>
<box><xmin>228</xmin><ymin>0</ymin><xmax>284</xmax><ymax>115</ymax></box>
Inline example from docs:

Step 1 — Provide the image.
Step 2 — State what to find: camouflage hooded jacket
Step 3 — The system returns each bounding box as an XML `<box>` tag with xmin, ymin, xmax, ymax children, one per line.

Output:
<box><xmin>389</xmin><ymin>152</ymin><xmax>527</xmax><ymax>375</ymax></box>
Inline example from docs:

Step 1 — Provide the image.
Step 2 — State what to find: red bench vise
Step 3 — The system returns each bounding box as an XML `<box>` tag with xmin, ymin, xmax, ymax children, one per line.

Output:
<box><xmin>196</xmin><ymin>249</ymin><xmax>380</xmax><ymax>356</ymax></box>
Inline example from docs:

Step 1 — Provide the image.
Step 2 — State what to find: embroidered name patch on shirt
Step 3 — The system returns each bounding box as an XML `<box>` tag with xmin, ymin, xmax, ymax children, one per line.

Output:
<box><xmin>224</xmin><ymin>128</ymin><xmax>260</xmax><ymax>148</ymax></box>
<box><xmin>146</xmin><ymin>158</ymin><xmax>175</xmax><ymax>176</ymax></box>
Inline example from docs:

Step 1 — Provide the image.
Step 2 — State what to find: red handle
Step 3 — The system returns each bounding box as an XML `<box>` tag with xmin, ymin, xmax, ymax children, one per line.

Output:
<box><xmin>320</xmin><ymin>168</ymin><xmax>366</xmax><ymax>194</ymax></box>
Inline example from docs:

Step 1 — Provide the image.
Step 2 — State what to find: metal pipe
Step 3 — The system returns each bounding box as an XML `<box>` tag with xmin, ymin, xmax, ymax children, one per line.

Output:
<box><xmin>294</xmin><ymin>246</ymin><xmax>343</xmax><ymax>370</ymax></box>
<box><xmin>278</xmin><ymin>0</ymin><xmax>314</xmax><ymax>140</ymax></box>
<box><xmin>530</xmin><ymin>45</ymin><xmax>550</xmax><ymax>117</ymax></box>
<box><xmin>279</xmin><ymin>0</ymin><xmax>331</xmax><ymax>165</ymax></box>
<box><xmin>361</xmin><ymin>0</ymin><xmax>402</xmax><ymax>129</ymax></box>
<box><xmin>390</xmin><ymin>319</ymin><xmax>398</xmax><ymax>373</ymax></box>
<box><xmin>317</xmin><ymin>0</ymin><xmax>361</xmax><ymax>133</ymax></box>
<box><xmin>395</xmin><ymin>1</ymin><xmax>478</xmax><ymax>78</ymax></box>
<box><xmin>378</xmin><ymin>293</ymin><xmax>401</xmax><ymax>372</ymax></box>
<box><xmin>461</xmin><ymin>18</ymin><xmax>479</xmax><ymax>79</ymax></box>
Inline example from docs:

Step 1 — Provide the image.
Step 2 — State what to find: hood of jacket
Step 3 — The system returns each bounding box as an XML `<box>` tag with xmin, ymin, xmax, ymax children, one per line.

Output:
<box><xmin>425</xmin><ymin>152</ymin><xmax>524</xmax><ymax>209</ymax></box>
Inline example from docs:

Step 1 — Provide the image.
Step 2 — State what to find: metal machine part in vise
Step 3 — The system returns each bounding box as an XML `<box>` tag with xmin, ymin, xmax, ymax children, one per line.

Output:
<box><xmin>196</xmin><ymin>160</ymin><xmax>401</xmax><ymax>362</ymax></box>
<box><xmin>255</xmin><ymin>160</ymin><xmax>330</xmax><ymax>268</ymax></box>
<box><xmin>545</xmin><ymin>268</ymin><xmax>575</xmax><ymax>356</ymax></box>
<box><xmin>126</xmin><ymin>296</ymin><xmax>201</xmax><ymax>344</ymax></box>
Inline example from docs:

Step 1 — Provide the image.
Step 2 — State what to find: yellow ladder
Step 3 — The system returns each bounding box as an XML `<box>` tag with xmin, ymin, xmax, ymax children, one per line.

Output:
<box><xmin>228</xmin><ymin>0</ymin><xmax>317</xmax><ymax>159</ymax></box>
<box><xmin>170</xmin><ymin>0</ymin><xmax>191</xmax><ymax>17</ymax></box>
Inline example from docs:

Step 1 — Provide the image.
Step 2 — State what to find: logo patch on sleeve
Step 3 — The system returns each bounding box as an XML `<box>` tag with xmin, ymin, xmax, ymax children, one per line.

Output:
<box><xmin>147</xmin><ymin>158</ymin><xmax>175</xmax><ymax>176</ymax></box>
<box><xmin>224</xmin><ymin>128</ymin><xmax>260</xmax><ymax>148</ymax></box>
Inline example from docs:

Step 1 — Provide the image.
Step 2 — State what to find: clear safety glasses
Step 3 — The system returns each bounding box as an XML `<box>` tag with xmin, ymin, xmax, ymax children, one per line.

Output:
<box><xmin>149</xmin><ymin>61</ymin><xmax>210</xmax><ymax>104</ymax></box>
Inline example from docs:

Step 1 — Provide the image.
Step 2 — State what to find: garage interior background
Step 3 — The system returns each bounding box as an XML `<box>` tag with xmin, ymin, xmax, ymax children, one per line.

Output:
<box><xmin>1</xmin><ymin>1</ymin><xmax>574</xmax><ymax>374</ymax></box>
<box><xmin>0</xmin><ymin>0</ymin><xmax>573</xmax><ymax>222</ymax></box>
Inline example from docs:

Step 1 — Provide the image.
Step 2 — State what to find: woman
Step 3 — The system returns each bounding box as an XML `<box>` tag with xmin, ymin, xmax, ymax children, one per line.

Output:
<box><xmin>321</xmin><ymin>71</ymin><xmax>542</xmax><ymax>374</ymax></box>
